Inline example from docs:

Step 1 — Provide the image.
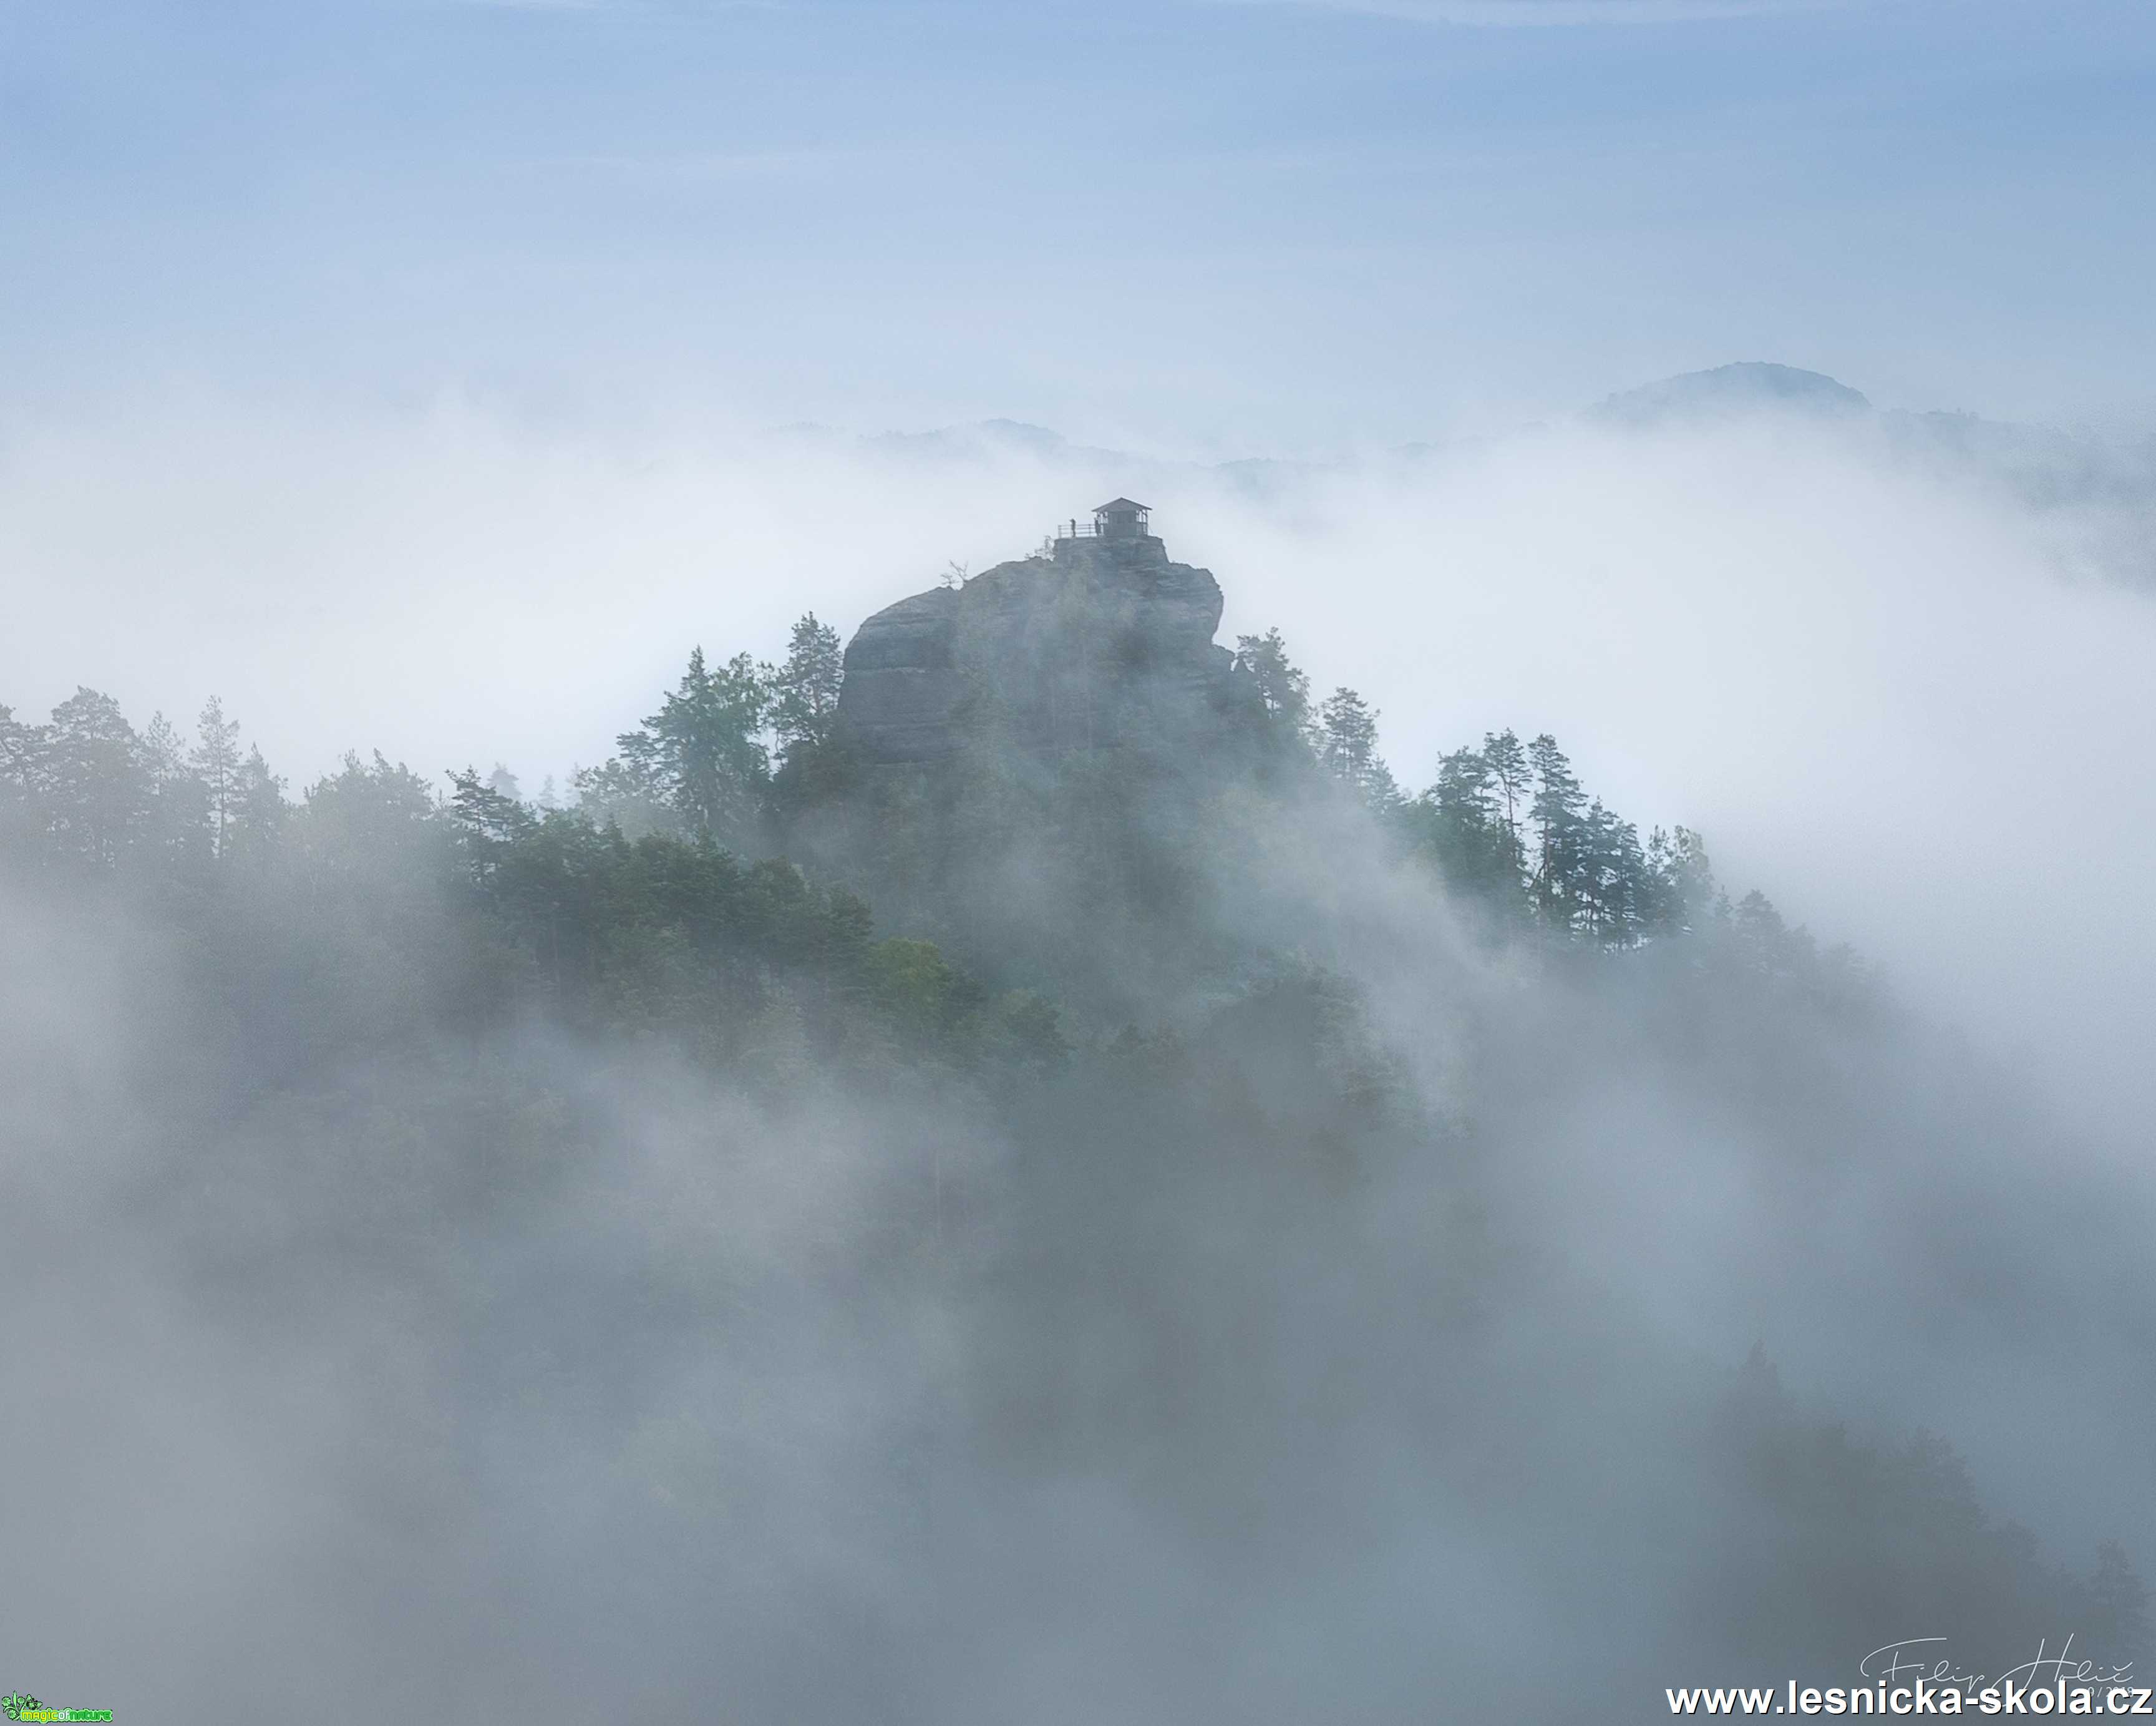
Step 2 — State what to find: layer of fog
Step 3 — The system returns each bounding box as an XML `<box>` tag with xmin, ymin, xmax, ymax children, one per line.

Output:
<box><xmin>7</xmin><ymin>771</ymin><xmax>2150</xmax><ymax>1722</ymax></box>
<box><xmin>7</xmin><ymin>392</ymin><xmax>2156</xmax><ymax>1719</ymax></box>
<box><xmin>5</xmin><ymin>392</ymin><xmax>2149</xmax><ymax>1128</ymax></box>
<box><xmin>0</xmin><ymin>895</ymin><xmax>988</xmax><ymax>1719</ymax></box>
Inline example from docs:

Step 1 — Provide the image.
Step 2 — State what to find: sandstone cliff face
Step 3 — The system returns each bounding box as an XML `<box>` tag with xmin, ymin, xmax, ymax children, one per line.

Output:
<box><xmin>836</xmin><ymin>532</ymin><xmax>1258</xmax><ymax>771</ymax></box>
<box><xmin>808</xmin><ymin>526</ymin><xmax>1276</xmax><ymax>1010</ymax></box>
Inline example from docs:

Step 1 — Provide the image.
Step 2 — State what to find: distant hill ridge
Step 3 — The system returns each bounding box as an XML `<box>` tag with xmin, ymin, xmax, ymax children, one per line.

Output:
<box><xmin>1590</xmin><ymin>361</ymin><xmax>1873</xmax><ymax>426</ymax></box>
<box><xmin>828</xmin><ymin>371</ymin><xmax>2154</xmax><ymax>588</ymax></box>
<box><xmin>839</xmin><ymin>361</ymin><xmax>1888</xmax><ymax>469</ymax></box>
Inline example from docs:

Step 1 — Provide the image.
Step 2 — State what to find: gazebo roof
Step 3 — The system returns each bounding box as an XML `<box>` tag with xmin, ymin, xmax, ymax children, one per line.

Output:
<box><xmin>1093</xmin><ymin>497</ymin><xmax>1151</xmax><ymax>514</ymax></box>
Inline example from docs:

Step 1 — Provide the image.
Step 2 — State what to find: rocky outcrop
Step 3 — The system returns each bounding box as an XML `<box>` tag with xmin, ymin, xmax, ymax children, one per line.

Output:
<box><xmin>806</xmin><ymin>519</ymin><xmax>1279</xmax><ymax>1011</ymax></box>
<box><xmin>835</xmin><ymin>587</ymin><xmax>964</xmax><ymax>762</ymax></box>
<box><xmin>836</xmin><ymin>528</ymin><xmax>1261</xmax><ymax>772</ymax></box>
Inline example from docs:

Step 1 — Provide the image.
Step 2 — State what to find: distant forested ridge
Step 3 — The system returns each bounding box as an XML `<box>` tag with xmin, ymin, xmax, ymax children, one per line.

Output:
<box><xmin>1</xmin><ymin>547</ymin><xmax>2145</xmax><ymax>1714</ymax></box>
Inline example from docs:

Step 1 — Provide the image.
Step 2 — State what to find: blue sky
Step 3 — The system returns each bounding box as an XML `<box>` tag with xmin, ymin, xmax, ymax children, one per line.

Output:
<box><xmin>4</xmin><ymin>0</ymin><xmax>2154</xmax><ymax>447</ymax></box>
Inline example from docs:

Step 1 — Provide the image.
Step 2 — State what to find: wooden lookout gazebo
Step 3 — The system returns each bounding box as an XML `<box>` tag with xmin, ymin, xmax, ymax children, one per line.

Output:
<box><xmin>1091</xmin><ymin>498</ymin><xmax>1151</xmax><ymax>540</ymax></box>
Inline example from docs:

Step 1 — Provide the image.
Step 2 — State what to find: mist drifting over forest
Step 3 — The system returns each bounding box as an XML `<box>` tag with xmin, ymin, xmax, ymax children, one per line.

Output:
<box><xmin>7</xmin><ymin>0</ymin><xmax>2156</xmax><ymax>1718</ymax></box>
<box><xmin>4</xmin><ymin>374</ymin><xmax>2155</xmax><ymax>1724</ymax></box>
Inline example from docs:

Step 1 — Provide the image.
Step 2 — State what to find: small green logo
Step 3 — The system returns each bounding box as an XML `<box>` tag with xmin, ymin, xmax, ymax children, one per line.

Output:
<box><xmin>2</xmin><ymin>1695</ymin><xmax>111</xmax><ymax>1722</ymax></box>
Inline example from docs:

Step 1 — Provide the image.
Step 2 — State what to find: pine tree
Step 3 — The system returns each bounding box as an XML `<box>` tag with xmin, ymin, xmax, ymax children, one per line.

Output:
<box><xmin>1576</xmin><ymin>798</ymin><xmax>1648</xmax><ymax>945</ymax></box>
<box><xmin>0</xmin><ymin>703</ymin><xmax>31</xmax><ymax>784</ymax></box>
<box><xmin>225</xmin><ymin>747</ymin><xmax>286</xmax><ymax>865</ymax></box>
<box><xmin>1644</xmin><ymin>824</ymin><xmax>1717</xmax><ymax>933</ymax></box>
<box><xmin>770</xmin><ymin>613</ymin><xmax>844</xmax><ymax>761</ymax></box>
<box><xmin>192</xmin><ymin>696</ymin><xmax>243</xmax><ymax>857</ymax></box>
<box><xmin>140</xmin><ymin>710</ymin><xmax>208</xmax><ymax>863</ymax></box>
<box><xmin>41</xmin><ymin>688</ymin><xmax>150</xmax><ymax>868</ymax></box>
<box><xmin>614</xmin><ymin>646</ymin><xmax>772</xmax><ymax>842</ymax></box>
<box><xmin>1317</xmin><ymin>687</ymin><xmax>1399</xmax><ymax>807</ymax></box>
<box><xmin>0</xmin><ymin>704</ymin><xmax>35</xmax><ymax>846</ymax></box>
<box><xmin>1480</xmin><ymin>729</ymin><xmax>1530</xmax><ymax>861</ymax></box>
<box><xmin>449</xmin><ymin>765</ymin><xmax>537</xmax><ymax>881</ymax></box>
<box><xmin>1234</xmin><ymin>628</ymin><xmax>1313</xmax><ymax>746</ymax></box>
<box><xmin>1527</xmin><ymin>733</ymin><xmax>1588</xmax><ymax>929</ymax></box>
<box><xmin>1404</xmin><ymin>744</ymin><xmax>1518</xmax><ymax>910</ymax></box>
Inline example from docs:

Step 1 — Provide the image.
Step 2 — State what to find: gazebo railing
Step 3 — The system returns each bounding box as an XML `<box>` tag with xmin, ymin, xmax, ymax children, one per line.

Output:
<box><xmin>1055</xmin><ymin>518</ymin><xmax>1148</xmax><ymax>540</ymax></box>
